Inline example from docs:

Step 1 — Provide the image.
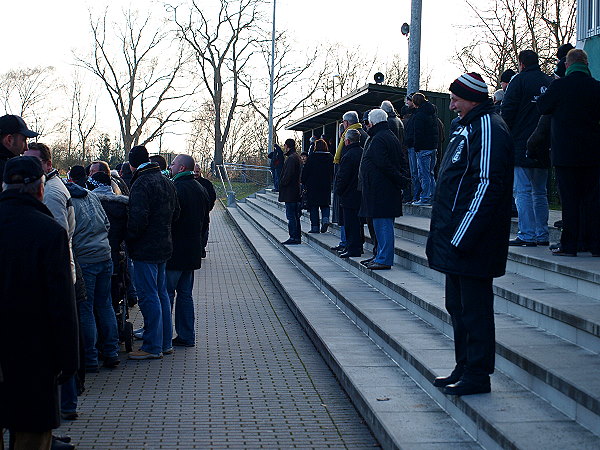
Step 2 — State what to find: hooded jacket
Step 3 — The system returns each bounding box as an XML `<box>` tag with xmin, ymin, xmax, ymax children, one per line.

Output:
<box><xmin>66</xmin><ymin>182</ymin><xmax>112</xmax><ymax>265</ymax></box>
<box><xmin>501</xmin><ymin>64</ymin><xmax>552</xmax><ymax>167</ymax></box>
<box><xmin>426</xmin><ymin>100</ymin><xmax>513</xmax><ymax>278</ymax></box>
<box><xmin>127</xmin><ymin>163</ymin><xmax>180</xmax><ymax>263</ymax></box>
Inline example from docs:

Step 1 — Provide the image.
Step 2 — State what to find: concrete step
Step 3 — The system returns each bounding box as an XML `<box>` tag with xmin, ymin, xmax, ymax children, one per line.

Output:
<box><xmin>259</xmin><ymin>191</ymin><xmax>597</xmax><ymax>299</ymax></box>
<box><xmin>251</xmin><ymin>193</ymin><xmax>600</xmax><ymax>355</ymax></box>
<box><xmin>242</xmin><ymin>196</ymin><xmax>600</xmax><ymax>435</ymax></box>
<box><xmin>226</xmin><ymin>205</ymin><xmax>482</xmax><ymax>450</ymax></box>
<box><xmin>231</xmin><ymin>201</ymin><xmax>600</xmax><ymax>449</ymax></box>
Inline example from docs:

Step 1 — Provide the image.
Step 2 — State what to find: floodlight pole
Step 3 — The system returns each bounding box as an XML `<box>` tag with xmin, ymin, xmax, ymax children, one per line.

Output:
<box><xmin>407</xmin><ymin>0</ymin><xmax>422</xmax><ymax>95</ymax></box>
<box><xmin>267</xmin><ymin>0</ymin><xmax>276</xmax><ymax>157</ymax></box>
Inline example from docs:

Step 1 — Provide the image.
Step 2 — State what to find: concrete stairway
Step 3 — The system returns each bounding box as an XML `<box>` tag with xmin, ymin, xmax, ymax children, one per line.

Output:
<box><xmin>226</xmin><ymin>190</ymin><xmax>600</xmax><ymax>449</ymax></box>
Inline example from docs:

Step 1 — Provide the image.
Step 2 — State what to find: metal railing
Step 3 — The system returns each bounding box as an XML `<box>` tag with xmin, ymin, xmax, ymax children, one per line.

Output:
<box><xmin>215</xmin><ymin>163</ymin><xmax>273</xmax><ymax>206</ymax></box>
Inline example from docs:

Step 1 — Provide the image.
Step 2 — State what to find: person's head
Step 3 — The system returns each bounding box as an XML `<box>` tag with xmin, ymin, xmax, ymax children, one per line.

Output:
<box><xmin>500</xmin><ymin>69</ymin><xmax>516</xmax><ymax>90</ymax></box>
<box><xmin>90</xmin><ymin>171</ymin><xmax>112</xmax><ymax>188</ymax></box>
<box><xmin>23</xmin><ymin>142</ymin><xmax>52</xmax><ymax>174</ymax></box>
<box><xmin>314</xmin><ymin>139</ymin><xmax>328</xmax><ymax>152</ymax></box>
<box><xmin>128</xmin><ymin>145</ymin><xmax>149</xmax><ymax>170</ymax></box>
<box><xmin>0</xmin><ymin>115</ymin><xmax>38</xmax><ymax>157</ymax></box>
<box><xmin>380</xmin><ymin>100</ymin><xmax>394</xmax><ymax>114</ymax></box>
<box><xmin>344</xmin><ymin>129</ymin><xmax>361</xmax><ymax>146</ymax></box>
<box><xmin>68</xmin><ymin>165</ymin><xmax>87</xmax><ymax>186</ymax></box>
<box><xmin>150</xmin><ymin>154</ymin><xmax>167</xmax><ymax>171</ymax></box>
<box><xmin>557</xmin><ymin>43</ymin><xmax>575</xmax><ymax>60</ymax></box>
<box><xmin>342</xmin><ymin>111</ymin><xmax>359</xmax><ymax>129</ymax></box>
<box><xmin>89</xmin><ymin>160</ymin><xmax>111</xmax><ymax>176</ymax></box>
<box><xmin>120</xmin><ymin>161</ymin><xmax>132</xmax><ymax>178</ymax></box>
<box><xmin>170</xmin><ymin>154</ymin><xmax>195</xmax><ymax>176</ymax></box>
<box><xmin>565</xmin><ymin>48</ymin><xmax>588</xmax><ymax>68</ymax></box>
<box><xmin>2</xmin><ymin>156</ymin><xmax>45</xmax><ymax>201</ymax></box>
<box><xmin>284</xmin><ymin>138</ymin><xmax>295</xmax><ymax>152</ymax></box>
<box><xmin>493</xmin><ymin>89</ymin><xmax>504</xmax><ymax>104</ymax></box>
<box><xmin>405</xmin><ymin>93</ymin><xmax>414</xmax><ymax>108</ymax></box>
<box><xmin>518</xmin><ymin>50</ymin><xmax>539</xmax><ymax>71</ymax></box>
<box><xmin>449</xmin><ymin>72</ymin><xmax>489</xmax><ymax>118</ymax></box>
<box><xmin>300</xmin><ymin>151</ymin><xmax>308</xmax><ymax>164</ymax></box>
<box><xmin>362</xmin><ymin>110</ymin><xmax>371</xmax><ymax>128</ymax></box>
<box><xmin>411</xmin><ymin>92</ymin><xmax>426</xmax><ymax>107</ymax></box>
<box><xmin>193</xmin><ymin>163</ymin><xmax>202</xmax><ymax>179</ymax></box>
<box><xmin>368</xmin><ymin>109</ymin><xmax>387</xmax><ymax>126</ymax></box>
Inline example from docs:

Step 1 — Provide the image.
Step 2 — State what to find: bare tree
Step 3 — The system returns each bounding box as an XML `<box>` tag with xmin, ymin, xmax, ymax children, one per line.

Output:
<box><xmin>64</xmin><ymin>73</ymin><xmax>98</xmax><ymax>161</ymax></box>
<box><xmin>385</xmin><ymin>54</ymin><xmax>409</xmax><ymax>88</ymax></box>
<box><xmin>171</xmin><ymin>0</ymin><xmax>264</xmax><ymax>167</ymax></box>
<box><xmin>77</xmin><ymin>8</ymin><xmax>194</xmax><ymax>155</ymax></box>
<box><xmin>457</xmin><ymin>0</ymin><xmax>576</xmax><ymax>87</ymax></box>
<box><xmin>240</xmin><ymin>31</ymin><xmax>326</xmax><ymax>144</ymax></box>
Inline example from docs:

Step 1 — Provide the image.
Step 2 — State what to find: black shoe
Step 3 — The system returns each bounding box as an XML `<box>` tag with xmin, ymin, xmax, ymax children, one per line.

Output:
<box><xmin>201</xmin><ymin>249</ymin><xmax>207</xmax><ymax>258</ymax></box>
<box><xmin>52</xmin><ymin>436</ymin><xmax>76</xmax><ymax>450</ymax></box>
<box><xmin>330</xmin><ymin>245</ymin><xmax>344</xmax><ymax>251</ymax></box>
<box><xmin>366</xmin><ymin>262</ymin><xmax>392</xmax><ymax>270</ymax></box>
<box><xmin>339</xmin><ymin>251</ymin><xmax>361</xmax><ymax>258</ymax></box>
<box><xmin>551</xmin><ymin>247</ymin><xmax>576</xmax><ymax>257</ymax></box>
<box><xmin>444</xmin><ymin>379</ymin><xmax>491</xmax><ymax>396</ymax></box>
<box><xmin>172</xmin><ymin>337</ymin><xmax>195</xmax><ymax>347</ymax></box>
<box><xmin>360</xmin><ymin>257</ymin><xmax>375</xmax><ymax>266</ymax></box>
<box><xmin>536</xmin><ymin>241</ymin><xmax>550</xmax><ymax>246</ymax></box>
<box><xmin>509</xmin><ymin>238</ymin><xmax>537</xmax><ymax>247</ymax></box>
<box><xmin>433</xmin><ymin>371</ymin><xmax>463</xmax><ymax>387</ymax></box>
<box><xmin>61</xmin><ymin>411</ymin><xmax>78</xmax><ymax>421</ymax></box>
<box><xmin>102</xmin><ymin>356</ymin><xmax>120</xmax><ymax>369</ymax></box>
<box><xmin>54</xmin><ymin>435</ymin><xmax>72</xmax><ymax>443</ymax></box>
<box><xmin>320</xmin><ymin>223</ymin><xmax>330</xmax><ymax>233</ymax></box>
<box><xmin>282</xmin><ymin>238</ymin><xmax>301</xmax><ymax>245</ymax></box>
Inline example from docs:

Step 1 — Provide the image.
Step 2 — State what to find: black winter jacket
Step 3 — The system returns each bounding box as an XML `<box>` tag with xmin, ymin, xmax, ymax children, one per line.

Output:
<box><xmin>167</xmin><ymin>173</ymin><xmax>208</xmax><ymax>271</ymax></box>
<box><xmin>334</xmin><ymin>142</ymin><xmax>363</xmax><ymax>209</ymax></box>
<box><xmin>96</xmin><ymin>191</ymin><xmax>129</xmax><ymax>268</ymax></box>
<box><xmin>127</xmin><ymin>163</ymin><xmax>180</xmax><ymax>263</ymax></box>
<box><xmin>501</xmin><ymin>64</ymin><xmax>552</xmax><ymax>167</ymax></box>
<box><xmin>301</xmin><ymin>151</ymin><xmax>333</xmax><ymax>206</ymax></box>
<box><xmin>0</xmin><ymin>191</ymin><xmax>78</xmax><ymax>431</ymax></box>
<box><xmin>0</xmin><ymin>145</ymin><xmax>14</xmax><ymax>186</ymax></box>
<box><xmin>537</xmin><ymin>70</ymin><xmax>600</xmax><ymax>167</ymax></box>
<box><xmin>358</xmin><ymin>121</ymin><xmax>409</xmax><ymax>218</ymax></box>
<box><xmin>426</xmin><ymin>100</ymin><xmax>513</xmax><ymax>278</ymax></box>
<box><xmin>387</xmin><ymin>111</ymin><xmax>405</xmax><ymax>147</ymax></box>
<box><xmin>278</xmin><ymin>150</ymin><xmax>302</xmax><ymax>203</ymax></box>
<box><xmin>405</xmin><ymin>101</ymin><xmax>439</xmax><ymax>151</ymax></box>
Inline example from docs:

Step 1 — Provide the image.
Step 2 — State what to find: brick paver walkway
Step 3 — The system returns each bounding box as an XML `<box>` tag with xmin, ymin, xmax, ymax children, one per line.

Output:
<box><xmin>56</xmin><ymin>203</ymin><xmax>378</xmax><ymax>449</ymax></box>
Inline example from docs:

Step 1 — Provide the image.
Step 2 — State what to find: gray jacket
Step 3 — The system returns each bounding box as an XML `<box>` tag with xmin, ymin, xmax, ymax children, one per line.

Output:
<box><xmin>67</xmin><ymin>182</ymin><xmax>111</xmax><ymax>264</ymax></box>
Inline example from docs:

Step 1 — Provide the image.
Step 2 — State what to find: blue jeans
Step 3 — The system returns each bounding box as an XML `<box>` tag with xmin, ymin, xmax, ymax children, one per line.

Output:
<box><xmin>126</xmin><ymin>256</ymin><xmax>137</xmax><ymax>298</ymax></box>
<box><xmin>514</xmin><ymin>167</ymin><xmax>549</xmax><ymax>243</ymax></box>
<box><xmin>271</xmin><ymin>167</ymin><xmax>282</xmax><ymax>190</ymax></box>
<box><xmin>338</xmin><ymin>225</ymin><xmax>347</xmax><ymax>247</ymax></box>
<box><xmin>408</xmin><ymin>147</ymin><xmax>422</xmax><ymax>202</ymax></box>
<box><xmin>285</xmin><ymin>202</ymin><xmax>301</xmax><ymax>241</ymax></box>
<box><xmin>79</xmin><ymin>259</ymin><xmax>119</xmax><ymax>367</ymax></box>
<box><xmin>309</xmin><ymin>206</ymin><xmax>330</xmax><ymax>229</ymax></box>
<box><xmin>372</xmin><ymin>218</ymin><xmax>395</xmax><ymax>266</ymax></box>
<box><xmin>166</xmin><ymin>270</ymin><xmax>195</xmax><ymax>345</ymax></box>
<box><xmin>133</xmin><ymin>261</ymin><xmax>173</xmax><ymax>354</ymax></box>
<box><xmin>416</xmin><ymin>150</ymin><xmax>437</xmax><ymax>203</ymax></box>
<box><xmin>60</xmin><ymin>375</ymin><xmax>78</xmax><ymax>413</ymax></box>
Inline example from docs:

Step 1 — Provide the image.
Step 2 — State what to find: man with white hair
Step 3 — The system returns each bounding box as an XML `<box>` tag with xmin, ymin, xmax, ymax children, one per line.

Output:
<box><xmin>380</xmin><ymin>100</ymin><xmax>404</xmax><ymax>145</ymax></box>
<box><xmin>357</xmin><ymin>108</ymin><xmax>408</xmax><ymax>270</ymax></box>
<box><xmin>426</xmin><ymin>72</ymin><xmax>513</xmax><ymax>396</ymax></box>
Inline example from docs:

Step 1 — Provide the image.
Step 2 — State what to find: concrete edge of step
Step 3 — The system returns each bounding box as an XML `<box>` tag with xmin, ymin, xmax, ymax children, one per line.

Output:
<box><xmin>240</xmin><ymin>198</ymin><xmax>600</xmax><ymax>433</ymax></box>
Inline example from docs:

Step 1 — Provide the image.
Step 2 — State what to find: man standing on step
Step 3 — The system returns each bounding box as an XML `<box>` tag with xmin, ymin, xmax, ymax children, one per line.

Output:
<box><xmin>501</xmin><ymin>50</ymin><xmax>552</xmax><ymax>247</ymax></box>
<box><xmin>278</xmin><ymin>138</ymin><xmax>302</xmax><ymax>245</ymax></box>
<box><xmin>426</xmin><ymin>73</ymin><xmax>513</xmax><ymax>396</ymax></box>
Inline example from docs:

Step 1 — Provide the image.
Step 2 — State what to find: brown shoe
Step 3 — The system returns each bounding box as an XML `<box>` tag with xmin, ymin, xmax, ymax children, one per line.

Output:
<box><xmin>128</xmin><ymin>349</ymin><xmax>163</xmax><ymax>360</ymax></box>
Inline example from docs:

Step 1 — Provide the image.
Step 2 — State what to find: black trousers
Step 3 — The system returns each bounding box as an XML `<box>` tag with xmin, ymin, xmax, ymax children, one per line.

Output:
<box><xmin>555</xmin><ymin>166</ymin><xmax>600</xmax><ymax>255</ymax></box>
<box><xmin>342</xmin><ymin>207</ymin><xmax>362</xmax><ymax>254</ymax></box>
<box><xmin>366</xmin><ymin>218</ymin><xmax>378</xmax><ymax>256</ymax></box>
<box><xmin>445</xmin><ymin>274</ymin><xmax>495</xmax><ymax>379</ymax></box>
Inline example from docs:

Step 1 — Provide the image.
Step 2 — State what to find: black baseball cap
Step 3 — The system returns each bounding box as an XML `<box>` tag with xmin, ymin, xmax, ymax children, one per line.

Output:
<box><xmin>3</xmin><ymin>156</ymin><xmax>44</xmax><ymax>184</ymax></box>
<box><xmin>0</xmin><ymin>115</ymin><xmax>39</xmax><ymax>138</ymax></box>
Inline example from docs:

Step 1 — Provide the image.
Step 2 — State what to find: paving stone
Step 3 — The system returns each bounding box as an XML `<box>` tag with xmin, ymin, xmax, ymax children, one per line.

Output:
<box><xmin>55</xmin><ymin>203</ymin><xmax>377</xmax><ymax>449</ymax></box>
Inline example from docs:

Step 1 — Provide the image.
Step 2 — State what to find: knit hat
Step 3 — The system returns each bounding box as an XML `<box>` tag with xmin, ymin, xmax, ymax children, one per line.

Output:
<box><xmin>449</xmin><ymin>73</ymin><xmax>489</xmax><ymax>102</ymax></box>
<box><xmin>500</xmin><ymin>69</ymin><xmax>516</xmax><ymax>84</ymax></box>
<box><xmin>128</xmin><ymin>145</ymin><xmax>149</xmax><ymax>168</ymax></box>
<box><xmin>557</xmin><ymin>43</ymin><xmax>574</xmax><ymax>60</ymax></box>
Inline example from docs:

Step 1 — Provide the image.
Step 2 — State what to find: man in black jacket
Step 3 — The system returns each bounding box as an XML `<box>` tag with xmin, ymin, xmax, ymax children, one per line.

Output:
<box><xmin>167</xmin><ymin>154</ymin><xmax>208</xmax><ymax>347</ymax></box>
<box><xmin>334</xmin><ymin>129</ymin><xmax>364</xmax><ymax>257</ymax></box>
<box><xmin>502</xmin><ymin>50</ymin><xmax>552</xmax><ymax>247</ymax></box>
<box><xmin>0</xmin><ymin>114</ymin><xmax>38</xmax><ymax>185</ymax></box>
<box><xmin>278</xmin><ymin>139</ymin><xmax>302</xmax><ymax>245</ymax></box>
<box><xmin>426</xmin><ymin>73</ymin><xmax>513</xmax><ymax>396</ymax></box>
<box><xmin>537</xmin><ymin>49</ymin><xmax>600</xmax><ymax>257</ymax></box>
<box><xmin>0</xmin><ymin>157</ymin><xmax>78</xmax><ymax>449</ymax></box>
<box><xmin>127</xmin><ymin>145</ymin><xmax>180</xmax><ymax>360</ymax></box>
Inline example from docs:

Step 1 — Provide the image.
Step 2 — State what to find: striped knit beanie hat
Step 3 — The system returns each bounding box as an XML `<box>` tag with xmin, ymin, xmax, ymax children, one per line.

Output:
<box><xmin>449</xmin><ymin>72</ymin><xmax>489</xmax><ymax>102</ymax></box>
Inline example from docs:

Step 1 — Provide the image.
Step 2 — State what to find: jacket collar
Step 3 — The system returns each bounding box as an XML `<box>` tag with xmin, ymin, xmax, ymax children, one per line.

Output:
<box><xmin>172</xmin><ymin>171</ymin><xmax>195</xmax><ymax>182</ymax></box>
<box><xmin>131</xmin><ymin>162</ymin><xmax>161</xmax><ymax>185</ymax></box>
<box><xmin>344</xmin><ymin>142</ymin><xmax>362</xmax><ymax>151</ymax></box>
<box><xmin>285</xmin><ymin>149</ymin><xmax>297</xmax><ymax>157</ymax></box>
<box><xmin>0</xmin><ymin>190</ymin><xmax>53</xmax><ymax>217</ymax></box>
<box><xmin>367</xmin><ymin>121</ymin><xmax>390</xmax><ymax>137</ymax></box>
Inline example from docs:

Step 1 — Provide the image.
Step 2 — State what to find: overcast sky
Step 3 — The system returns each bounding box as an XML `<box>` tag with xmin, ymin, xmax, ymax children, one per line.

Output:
<box><xmin>1</xmin><ymin>0</ymin><xmax>474</xmax><ymax>150</ymax></box>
